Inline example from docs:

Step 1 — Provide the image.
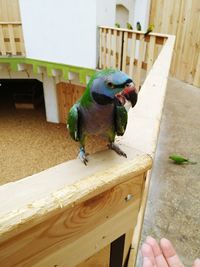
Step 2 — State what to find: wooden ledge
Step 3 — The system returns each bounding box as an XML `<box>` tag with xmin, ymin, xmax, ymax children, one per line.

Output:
<box><xmin>0</xmin><ymin>149</ymin><xmax>152</xmax><ymax>243</ymax></box>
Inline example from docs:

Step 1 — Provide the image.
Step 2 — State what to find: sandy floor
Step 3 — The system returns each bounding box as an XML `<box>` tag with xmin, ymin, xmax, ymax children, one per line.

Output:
<box><xmin>0</xmin><ymin>95</ymin><xmax>107</xmax><ymax>185</ymax></box>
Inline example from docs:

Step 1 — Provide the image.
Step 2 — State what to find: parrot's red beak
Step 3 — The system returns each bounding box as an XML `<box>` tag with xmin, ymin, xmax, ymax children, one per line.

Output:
<box><xmin>115</xmin><ymin>82</ymin><xmax>138</xmax><ymax>108</ymax></box>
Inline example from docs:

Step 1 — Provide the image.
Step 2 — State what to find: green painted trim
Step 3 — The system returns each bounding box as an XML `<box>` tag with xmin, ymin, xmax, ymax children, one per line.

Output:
<box><xmin>0</xmin><ymin>57</ymin><xmax>96</xmax><ymax>84</ymax></box>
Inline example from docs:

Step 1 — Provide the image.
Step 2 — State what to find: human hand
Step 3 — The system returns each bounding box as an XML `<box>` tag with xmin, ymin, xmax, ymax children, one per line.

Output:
<box><xmin>141</xmin><ymin>236</ymin><xmax>200</xmax><ymax>267</ymax></box>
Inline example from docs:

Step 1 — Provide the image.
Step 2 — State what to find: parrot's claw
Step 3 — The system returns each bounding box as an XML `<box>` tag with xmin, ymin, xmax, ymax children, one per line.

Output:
<box><xmin>78</xmin><ymin>147</ymin><xmax>88</xmax><ymax>165</ymax></box>
<box><xmin>108</xmin><ymin>143</ymin><xmax>127</xmax><ymax>158</ymax></box>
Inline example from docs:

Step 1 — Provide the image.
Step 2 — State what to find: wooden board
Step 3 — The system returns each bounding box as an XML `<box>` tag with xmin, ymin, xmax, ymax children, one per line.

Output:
<box><xmin>0</xmin><ymin>0</ymin><xmax>25</xmax><ymax>55</ymax></box>
<box><xmin>57</xmin><ymin>82</ymin><xmax>86</xmax><ymax>123</ymax></box>
<box><xmin>149</xmin><ymin>0</ymin><xmax>200</xmax><ymax>87</ymax></box>
<box><xmin>0</xmin><ymin>157</ymin><xmax>152</xmax><ymax>267</ymax></box>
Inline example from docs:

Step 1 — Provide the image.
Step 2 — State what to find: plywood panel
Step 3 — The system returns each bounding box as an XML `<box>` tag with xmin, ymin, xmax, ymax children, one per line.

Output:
<box><xmin>149</xmin><ymin>0</ymin><xmax>200</xmax><ymax>87</ymax></box>
<box><xmin>0</xmin><ymin>0</ymin><xmax>21</xmax><ymax>21</ymax></box>
<box><xmin>0</xmin><ymin>174</ymin><xmax>145</xmax><ymax>267</ymax></box>
<box><xmin>57</xmin><ymin>82</ymin><xmax>85</xmax><ymax>123</ymax></box>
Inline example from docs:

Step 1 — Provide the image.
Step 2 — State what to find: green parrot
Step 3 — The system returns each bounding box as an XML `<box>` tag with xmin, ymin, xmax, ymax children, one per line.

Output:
<box><xmin>67</xmin><ymin>69</ymin><xmax>138</xmax><ymax>165</ymax></box>
<box><xmin>136</xmin><ymin>21</ymin><xmax>142</xmax><ymax>31</ymax></box>
<box><xmin>169</xmin><ymin>154</ymin><xmax>197</xmax><ymax>165</ymax></box>
<box><xmin>126</xmin><ymin>22</ymin><xmax>133</xmax><ymax>30</ymax></box>
<box><xmin>144</xmin><ymin>24</ymin><xmax>154</xmax><ymax>36</ymax></box>
<box><xmin>115</xmin><ymin>22</ymin><xmax>120</xmax><ymax>28</ymax></box>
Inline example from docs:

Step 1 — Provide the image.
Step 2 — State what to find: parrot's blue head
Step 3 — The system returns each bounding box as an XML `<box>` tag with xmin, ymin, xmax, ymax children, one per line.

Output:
<box><xmin>90</xmin><ymin>69</ymin><xmax>138</xmax><ymax>107</ymax></box>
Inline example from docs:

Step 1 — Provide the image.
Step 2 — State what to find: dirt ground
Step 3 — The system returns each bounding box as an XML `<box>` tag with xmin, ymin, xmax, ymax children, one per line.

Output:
<box><xmin>0</xmin><ymin>93</ymin><xmax>107</xmax><ymax>185</ymax></box>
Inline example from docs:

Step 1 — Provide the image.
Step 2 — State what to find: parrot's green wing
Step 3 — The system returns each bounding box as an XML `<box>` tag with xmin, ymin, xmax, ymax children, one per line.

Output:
<box><xmin>114</xmin><ymin>104</ymin><xmax>128</xmax><ymax>136</ymax></box>
<box><xmin>67</xmin><ymin>104</ymin><xmax>80</xmax><ymax>141</ymax></box>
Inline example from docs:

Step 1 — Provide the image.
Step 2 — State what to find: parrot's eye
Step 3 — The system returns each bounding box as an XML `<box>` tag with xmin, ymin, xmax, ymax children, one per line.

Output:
<box><xmin>107</xmin><ymin>82</ymin><xmax>115</xmax><ymax>88</ymax></box>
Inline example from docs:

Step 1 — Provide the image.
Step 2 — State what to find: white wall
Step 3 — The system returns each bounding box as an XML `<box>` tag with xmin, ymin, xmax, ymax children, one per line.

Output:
<box><xmin>133</xmin><ymin>0</ymin><xmax>151</xmax><ymax>31</ymax></box>
<box><xmin>115</xmin><ymin>0</ymin><xmax>150</xmax><ymax>31</ymax></box>
<box><xmin>96</xmin><ymin>0</ymin><xmax>115</xmax><ymax>26</ymax></box>
<box><xmin>19</xmin><ymin>0</ymin><xmax>116</xmax><ymax>69</ymax></box>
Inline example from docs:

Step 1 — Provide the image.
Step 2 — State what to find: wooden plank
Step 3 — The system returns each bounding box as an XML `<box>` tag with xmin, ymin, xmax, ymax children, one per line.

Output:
<box><xmin>129</xmin><ymin>33</ymin><xmax>136</xmax><ymax>77</ymax></box>
<box><xmin>127</xmin><ymin>172</ymin><xmax>150</xmax><ymax>267</ymax></box>
<box><xmin>77</xmin><ymin>245</ymin><xmax>110</xmax><ymax>267</ymax></box>
<box><xmin>147</xmin><ymin>35</ymin><xmax>156</xmax><ymax>73</ymax></box>
<box><xmin>18</xmin><ymin>25</ymin><xmax>25</xmax><ymax>55</ymax></box>
<box><xmin>117</xmin><ymin>31</ymin><xmax>123</xmax><ymax>70</ymax></box>
<box><xmin>8</xmin><ymin>24</ymin><xmax>16</xmax><ymax>54</ymax></box>
<box><xmin>33</xmin><ymin>200</ymin><xmax>140</xmax><ymax>267</ymax></box>
<box><xmin>99</xmin><ymin>28</ymin><xmax>103</xmax><ymax>69</ymax></box>
<box><xmin>0</xmin><ymin>173</ymin><xmax>145</xmax><ymax>267</ymax></box>
<box><xmin>0</xmin><ymin>21</ymin><xmax>21</xmax><ymax>25</ymax></box>
<box><xmin>122</xmin><ymin>31</ymin><xmax>128</xmax><ymax>72</ymax></box>
<box><xmin>113</xmin><ymin>29</ymin><xmax>117</xmax><ymax>68</ymax></box>
<box><xmin>136</xmin><ymin>35</ymin><xmax>145</xmax><ymax>89</ymax></box>
<box><xmin>107</xmin><ymin>28</ymin><xmax>112</xmax><ymax>68</ymax></box>
<box><xmin>103</xmin><ymin>28</ymin><xmax>107</xmax><ymax>68</ymax></box>
<box><xmin>0</xmin><ymin>24</ymin><xmax>6</xmax><ymax>55</ymax></box>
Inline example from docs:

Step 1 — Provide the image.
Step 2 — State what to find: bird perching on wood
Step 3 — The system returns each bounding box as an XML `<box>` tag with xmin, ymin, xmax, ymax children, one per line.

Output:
<box><xmin>144</xmin><ymin>24</ymin><xmax>154</xmax><ymax>36</ymax></box>
<box><xmin>126</xmin><ymin>22</ymin><xmax>133</xmax><ymax>30</ymax></box>
<box><xmin>136</xmin><ymin>21</ymin><xmax>142</xmax><ymax>31</ymax></box>
<box><xmin>115</xmin><ymin>22</ymin><xmax>120</xmax><ymax>28</ymax></box>
<box><xmin>67</xmin><ymin>69</ymin><xmax>138</xmax><ymax>165</ymax></box>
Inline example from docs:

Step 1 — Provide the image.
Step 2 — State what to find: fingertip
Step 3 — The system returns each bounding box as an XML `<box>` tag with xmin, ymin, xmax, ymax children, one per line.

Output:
<box><xmin>146</xmin><ymin>236</ymin><xmax>157</xmax><ymax>244</ymax></box>
<box><xmin>194</xmin><ymin>258</ymin><xmax>200</xmax><ymax>267</ymax></box>
<box><xmin>142</xmin><ymin>257</ymin><xmax>153</xmax><ymax>267</ymax></box>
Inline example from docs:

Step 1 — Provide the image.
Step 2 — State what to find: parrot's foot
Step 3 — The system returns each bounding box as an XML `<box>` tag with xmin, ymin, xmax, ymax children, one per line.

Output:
<box><xmin>108</xmin><ymin>143</ymin><xmax>127</xmax><ymax>158</ymax></box>
<box><xmin>78</xmin><ymin>147</ymin><xmax>88</xmax><ymax>165</ymax></box>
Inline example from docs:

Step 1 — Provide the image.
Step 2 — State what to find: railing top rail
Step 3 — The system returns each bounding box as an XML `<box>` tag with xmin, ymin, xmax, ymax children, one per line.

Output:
<box><xmin>98</xmin><ymin>25</ymin><xmax>173</xmax><ymax>39</ymax></box>
<box><xmin>0</xmin><ymin>21</ymin><xmax>22</xmax><ymax>25</ymax></box>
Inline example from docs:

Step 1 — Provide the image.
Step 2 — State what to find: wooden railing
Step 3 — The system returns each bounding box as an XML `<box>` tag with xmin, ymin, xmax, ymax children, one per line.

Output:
<box><xmin>0</xmin><ymin>22</ymin><xmax>25</xmax><ymax>56</ymax></box>
<box><xmin>99</xmin><ymin>26</ymin><xmax>168</xmax><ymax>89</ymax></box>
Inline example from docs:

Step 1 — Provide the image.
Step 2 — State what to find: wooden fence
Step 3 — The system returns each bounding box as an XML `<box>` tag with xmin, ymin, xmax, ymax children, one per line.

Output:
<box><xmin>99</xmin><ymin>26</ymin><xmax>167</xmax><ymax>90</ymax></box>
<box><xmin>149</xmin><ymin>0</ymin><xmax>200</xmax><ymax>87</ymax></box>
<box><xmin>0</xmin><ymin>0</ymin><xmax>25</xmax><ymax>56</ymax></box>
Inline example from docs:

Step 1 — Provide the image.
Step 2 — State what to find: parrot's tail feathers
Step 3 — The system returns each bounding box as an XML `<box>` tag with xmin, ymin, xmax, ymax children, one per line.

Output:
<box><xmin>188</xmin><ymin>160</ymin><xmax>197</xmax><ymax>165</ymax></box>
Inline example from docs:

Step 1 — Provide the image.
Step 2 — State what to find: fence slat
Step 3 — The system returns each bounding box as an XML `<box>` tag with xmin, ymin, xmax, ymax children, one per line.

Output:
<box><xmin>117</xmin><ymin>31</ymin><xmax>123</xmax><ymax>70</ymax></box>
<box><xmin>113</xmin><ymin>29</ymin><xmax>117</xmax><ymax>68</ymax></box>
<box><xmin>107</xmin><ymin>29</ymin><xmax>112</xmax><ymax>68</ymax></box>
<box><xmin>147</xmin><ymin>36</ymin><xmax>156</xmax><ymax>73</ymax></box>
<box><xmin>129</xmin><ymin>33</ymin><xmax>136</xmax><ymax>77</ymax></box>
<box><xmin>103</xmin><ymin>28</ymin><xmax>107</xmax><ymax>68</ymax></box>
<box><xmin>99</xmin><ymin>28</ymin><xmax>103</xmax><ymax>69</ymax></box>
<box><xmin>8</xmin><ymin>24</ymin><xmax>16</xmax><ymax>54</ymax></box>
<box><xmin>122</xmin><ymin>31</ymin><xmax>128</xmax><ymax>72</ymax></box>
<box><xmin>18</xmin><ymin>26</ymin><xmax>25</xmax><ymax>55</ymax></box>
<box><xmin>136</xmin><ymin>35</ymin><xmax>145</xmax><ymax>89</ymax></box>
<box><xmin>0</xmin><ymin>25</ymin><xmax>6</xmax><ymax>55</ymax></box>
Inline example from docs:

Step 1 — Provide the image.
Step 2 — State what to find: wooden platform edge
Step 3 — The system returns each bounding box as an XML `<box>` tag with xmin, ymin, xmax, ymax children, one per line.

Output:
<box><xmin>0</xmin><ymin>155</ymin><xmax>152</xmax><ymax>243</ymax></box>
